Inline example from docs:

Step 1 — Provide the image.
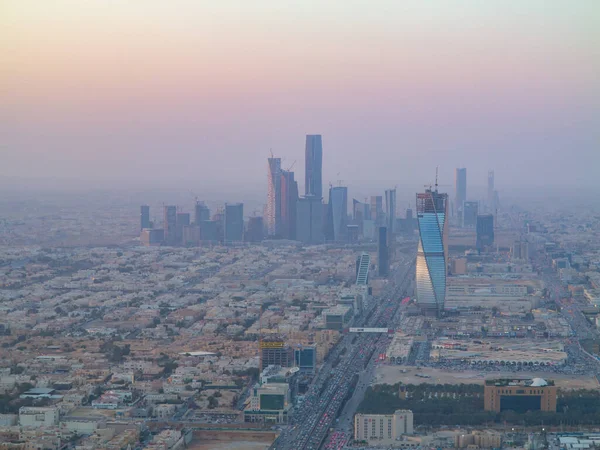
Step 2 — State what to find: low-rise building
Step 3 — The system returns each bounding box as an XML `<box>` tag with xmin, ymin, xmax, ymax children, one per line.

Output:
<box><xmin>354</xmin><ymin>409</ymin><xmax>413</xmax><ymax>442</ymax></box>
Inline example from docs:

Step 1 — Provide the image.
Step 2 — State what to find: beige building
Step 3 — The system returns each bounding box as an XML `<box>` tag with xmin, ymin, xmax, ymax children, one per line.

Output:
<box><xmin>354</xmin><ymin>410</ymin><xmax>413</xmax><ymax>442</ymax></box>
<box><xmin>484</xmin><ymin>378</ymin><xmax>557</xmax><ymax>412</ymax></box>
<box><xmin>455</xmin><ymin>431</ymin><xmax>502</xmax><ymax>448</ymax></box>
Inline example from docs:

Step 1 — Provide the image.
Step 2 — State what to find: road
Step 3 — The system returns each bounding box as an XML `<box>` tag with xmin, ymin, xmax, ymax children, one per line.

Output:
<box><xmin>271</xmin><ymin>256</ymin><xmax>415</xmax><ymax>450</ymax></box>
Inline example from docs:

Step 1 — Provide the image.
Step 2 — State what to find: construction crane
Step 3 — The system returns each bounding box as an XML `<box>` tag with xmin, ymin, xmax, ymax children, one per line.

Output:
<box><xmin>286</xmin><ymin>160</ymin><xmax>296</xmax><ymax>172</ymax></box>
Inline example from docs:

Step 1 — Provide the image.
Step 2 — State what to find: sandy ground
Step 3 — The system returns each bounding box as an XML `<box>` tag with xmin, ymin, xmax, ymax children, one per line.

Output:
<box><xmin>374</xmin><ymin>365</ymin><xmax>599</xmax><ymax>390</ymax></box>
<box><xmin>187</xmin><ymin>441</ymin><xmax>271</xmax><ymax>450</ymax></box>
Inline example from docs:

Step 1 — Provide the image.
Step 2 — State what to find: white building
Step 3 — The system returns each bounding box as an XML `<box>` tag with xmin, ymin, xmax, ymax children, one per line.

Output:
<box><xmin>354</xmin><ymin>409</ymin><xmax>413</xmax><ymax>442</ymax></box>
<box><xmin>19</xmin><ymin>406</ymin><xmax>59</xmax><ymax>428</ymax></box>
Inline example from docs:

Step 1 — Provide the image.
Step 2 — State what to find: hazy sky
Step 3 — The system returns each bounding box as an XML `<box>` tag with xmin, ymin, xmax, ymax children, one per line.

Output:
<box><xmin>1</xmin><ymin>0</ymin><xmax>599</xmax><ymax>195</ymax></box>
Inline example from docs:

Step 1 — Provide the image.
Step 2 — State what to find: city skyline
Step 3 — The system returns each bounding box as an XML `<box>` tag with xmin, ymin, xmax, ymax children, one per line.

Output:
<box><xmin>2</xmin><ymin>1</ymin><xmax>599</xmax><ymax>189</ymax></box>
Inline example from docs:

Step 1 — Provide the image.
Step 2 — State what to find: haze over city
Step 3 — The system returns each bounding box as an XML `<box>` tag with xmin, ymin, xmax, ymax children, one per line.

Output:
<box><xmin>2</xmin><ymin>2</ymin><xmax>600</xmax><ymax>450</ymax></box>
<box><xmin>2</xmin><ymin>0</ymin><xmax>599</xmax><ymax>193</ymax></box>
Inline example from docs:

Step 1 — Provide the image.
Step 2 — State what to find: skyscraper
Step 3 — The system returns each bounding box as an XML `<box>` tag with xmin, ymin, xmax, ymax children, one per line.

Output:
<box><xmin>327</xmin><ymin>186</ymin><xmax>348</xmax><ymax>242</ymax></box>
<box><xmin>416</xmin><ymin>188</ymin><xmax>448</xmax><ymax>316</ymax></box>
<box><xmin>370</xmin><ymin>196</ymin><xmax>383</xmax><ymax>226</ymax></box>
<box><xmin>296</xmin><ymin>197</ymin><xmax>324</xmax><ymax>244</ymax></box>
<box><xmin>378</xmin><ymin>226</ymin><xmax>389</xmax><ymax>277</ymax></box>
<box><xmin>280</xmin><ymin>170</ymin><xmax>298</xmax><ymax>240</ymax></box>
<box><xmin>194</xmin><ymin>202</ymin><xmax>210</xmax><ymax>224</ymax></box>
<box><xmin>163</xmin><ymin>206</ymin><xmax>177</xmax><ymax>245</ymax></box>
<box><xmin>385</xmin><ymin>188</ymin><xmax>397</xmax><ymax>233</ymax></box>
<box><xmin>305</xmin><ymin>135</ymin><xmax>323</xmax><ymax>199</ymax></box>
<box><xmin>140</xmin><ymin>205</ymin><xmax>150</xmax><ymax>230</ymax></box>
<box><xmin>487</xmin><ymin>170</ymin><xmax>495</xmax><ymax>211</ymax></box>
<box><xmin>224</xmin><ymin>203</ymin><xmax>244</xmax><ymax>243</ymax></box>
<box><xmin>175</xmin><ymin>212</ymin><xmax>190</xmax><ymax>245</ymax></box>
<box><xmin>266</xmin><ymin>157</ymin><xmax>282</xmax><ymax>237</ymax></box>
<box><xmin>476</xmin><ymin>214</ymin><xmax>494</xmax><ymax>251</ymax></box>
<box><xmin>462</xmin><ymin>201</ymin><xmax>479</xmax><ymax>228</ymax></box>
<box><xmin>455</xmin><ymin>168</ymin><xmax>467</xmax><ymax>224</ymax></box>
<box><xmin>246</xmin><ymin>216</ymin><xmax>264</xmax><ymax>243</ymax></box>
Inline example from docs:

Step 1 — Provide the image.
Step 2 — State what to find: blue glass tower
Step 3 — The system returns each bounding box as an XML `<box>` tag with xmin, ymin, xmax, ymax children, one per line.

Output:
<box><xmin>416</xmin><ymin>189</ymin><xmax>448</xmax><ymax>316</ymax></box>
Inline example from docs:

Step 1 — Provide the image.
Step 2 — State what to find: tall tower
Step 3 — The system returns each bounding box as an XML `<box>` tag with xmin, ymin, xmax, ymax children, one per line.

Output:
<box><xmin>280</xmin><ymin>170</ymin><xmax>298</xmax><ymax>240</ymax></box>
<box><xmin>385</xmin><ymin>188</ymin><xmax>397</xmax><ymax>233</ymax></box>
<box><xmin>266</xmin><ymin>157</ymin><xmax>282</xmax><ymax>236</ymax></box>
<box><xmin>455</xmin><ymin>168</ymin><xmax>467</xmax><ymax>224</ymax></box>
<box><xmin>163</xmin><ymin>205</ymin><xmax>177</xmax><ymax>245</ymax></box>
<box><xmin>487</xmin><ymin>170</ymin><xmax>495</xmax><ymax>211</ymax></box>
<box><xmin>370</xmin><ymin>196</ymin><xmax>383</xmax><ymax>226</ymax></box>
<box><xmin>416</xmin><ymin>188</ymin><xmax>448</xmax><ymax>316</ymax></box>
<box><xmin>305</xmin><ymin>135</ymin><xmax>323</xmax><ymax>199</ymax></box>
<box><xmin>140</xmin><ymin>205</ymin><xmax>150</xmax><ymax>230</ymax></box>
<box><xmin>326</xmin><ymin>186</ymin><xmax>348</xmax><ymax>242</ymax></box>
<box><xmin>224</xmin><ymin>203</ymin><xmax>244</xmax><ymax>243</ymax></box>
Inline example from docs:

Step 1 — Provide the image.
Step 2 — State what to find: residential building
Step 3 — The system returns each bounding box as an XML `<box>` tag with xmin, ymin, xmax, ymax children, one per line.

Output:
<box><xmin>354</xmin><ymin>410</ymin><xmax>413</xmax><ymax>442</ymax></box>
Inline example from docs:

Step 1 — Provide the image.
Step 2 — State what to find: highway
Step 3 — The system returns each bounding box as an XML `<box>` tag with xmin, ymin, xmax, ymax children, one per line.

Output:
<box><xmin>271</xmin><ymin>255</ymin><xmax>415</xmax><ymax>450</ymax></box>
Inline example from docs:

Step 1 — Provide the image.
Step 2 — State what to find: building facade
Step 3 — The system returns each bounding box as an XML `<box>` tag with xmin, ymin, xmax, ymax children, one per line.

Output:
<box><xmin>463</xmin><ymin>201</ymin><xmax>479</xmax><ymax>228</ymax></box>
<box><xmin>305</xmin><ymin>135</ymin><xmax>323</xmax><ymax>199</ymax></box>
<box><xmin>266</xmin><ymin>157</ymin><xmax>282</xmax><ymax>237</ymax></box>
<box><xmin>385</xmin><ymin>188</ymin><xmax>397</xmax><ymax>233</ymax></box>
<box><xmin>354</xmin><ymin>410</ymin><xmax>413</xmax><ymax>442</ymax></box>
<box><xmin>484</xmin><ymin>378</ymin><xmax>557</xmax><ymax>413</ymax></box>
<box><xmin>280</xmin><ymin>170</ymin><xmax>298</xmax><ymax>240</ymax></box>
<box><xmin>194</xmin><ymin>202</ymin><xmax>210</xmax><ymax>224</ymax></box>
<box><xmin>224</xmin><ymin>203</ymin><xmax>244</xmax><ymax>243</ymax></box>
<box><xmin>140</xmin><ymin>205</ymin><xmax>150</xmax><ymax>230</ymax></box>
<box><xmin>296</xmin><ymin>196</ymin><xmax>323</xmax><ymax>244</ymax></box>
<box><xmin>416</xmin><ymin>189</ymin><xmax>448</xmax><ymax>316</ymax></box>
<box><xmin>327</xmin><ymin>186</ymin><xmax>348</xmax><ymax>242</ymax></box>
<box><xmin>455</xmin><ymin>168</ymin><xmax>467</xmax><ymax>223</ymax></box>
<box><xmin>163</xmin><ymin>205</ymin><xmax>177</xmax><ymax>245</ymax></box>
<box><xmin>476</xmin><ymin>214</ymin><xmax>495</xmax><ymax>251</ymax></box>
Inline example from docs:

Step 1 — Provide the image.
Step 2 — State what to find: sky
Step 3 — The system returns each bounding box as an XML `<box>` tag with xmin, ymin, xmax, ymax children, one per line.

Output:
<box><xmin>1</xmin><ymin>0</ymin><xmax>599</xmax><ymax>198</ymax></box>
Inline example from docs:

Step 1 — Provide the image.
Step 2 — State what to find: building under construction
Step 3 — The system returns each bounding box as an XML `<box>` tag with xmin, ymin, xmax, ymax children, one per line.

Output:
<box><xmin>259</xmin><ymin>336</ymin><xmax>293</xmax><ymax>371</ymax></box>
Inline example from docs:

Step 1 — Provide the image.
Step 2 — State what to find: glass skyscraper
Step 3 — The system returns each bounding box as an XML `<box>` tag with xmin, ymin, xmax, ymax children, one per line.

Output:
<box><xmin>305</xmin><ymin>135</ymin><xmax>323</xmax><ymax>199</ymax></box>
<box><xmin>416</xmin><ymin>189</ymin><xmax>448</xmax><ymax>316</ymax></box>
<box><xmin>266</xmin><ymin>157</ymin><xmax>282</xmax><ymax>236</ymax></box>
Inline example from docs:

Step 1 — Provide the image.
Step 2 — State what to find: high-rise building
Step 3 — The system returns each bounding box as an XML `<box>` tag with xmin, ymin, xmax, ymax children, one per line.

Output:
<box><xmin>163</xmin><ymin>206</ymin><xmax>177</xmax><ymax>245</ymax></box>
<box><xmin>260</xmin><ymin>339</ymin><xmax>293</xmax><ymax>371</ymax></box>
<box><xmin>140</xmin><ymin>229</ymin><xmax>164</xmax><ymax>246</ymax></box>
<box><xmin>140</xmin><ymin>205</ymin><xmax>150</xmax><ymax>230</ymax></box>
<box><xmin>455</xmin><ymin>168</ymin><xmax>467</xmax><ymax>223</ymax></box>
<box><xmin>370</xmin><ymin>196</ymin><xmax>383</xmax><ymax>226</ymax></box>
<box><xmin>199</xmin><ymin>220</ymin><xmax>218</xmax><ymax>242</ymax></box>
<box><xmin>476</xmin><ymin>214</ymin><xmax>494</xmax><ymax>251</ymax></box>
<box><xmin>327</xmin><ymin>186</ymin><xmax>348</xmax><ymax>242</ymax></box>
<box><xmin>182</xmin><ymin>225</ymin><xmax>200</xmax><ymax>246</ymax></box>
<box><xmin>246</xmin><ymin>216</ymin><xmax>264</xmax><ymax>243</ymax></box>
<box><xmin>378</xmin><ymin>226</ymin><xmax>389</xmax><ymax>277</ymax></box>
<box><xmin>385</xmin><ymin>189</ymin><xmax>397</xmax><ymax>234</ymax></box>
<box><xmin>194</xmin><ymin>202</ymin><xmax>210</xmax><ymax>224</ymax></box>
<box><xmin>463</xmin><ymin>201</ymin><xmax>479</xmax><ymax>228</ymax></box>
<box><xmin>296</xmin><ymin>197</ymin><xmax>324</xmax><ymax>244</ymax></box>
<box><xmin>487</xmin><ymin>170</ymin><xmax>495</xmax><ymax>211</ymax></box>
<box><xmin>305</xmin><ymin>135</ymin><xmax>323</xmax><ymax>199</ymax></box>
<box><xmin>224</xmin><ymin>203</ymin><xmax>244</xmax><ymax>243</ymax></box>
<box><xmin>416</xmin><ymin>189</ymin><xmax>448</xmax><ymax>316</ymax></box>
<box><xmin>280</xmin><ymin>170</ymin><xmax>298</xmax><ymax>240</ymax></box>
<box><xmin>266</xmin><ymin>157</ymin><xmax>282</xmax><ymax>237</ymax></box>
<box><xmin>175</xmin><ymin>212</ymin><xmax>190</xmax><ymax>245</ymax></box>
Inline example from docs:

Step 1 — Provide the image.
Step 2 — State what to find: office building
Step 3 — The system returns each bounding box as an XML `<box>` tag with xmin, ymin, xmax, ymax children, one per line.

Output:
<box><xmin>455</xmin><ymin>168</ymin><xmax>467</xmax><ymax>223</ymax></box>
<box><xmin>294</xmin><ymin>346</ymin><xmax>317</xmax><ymax>373</ymax></box>
<box><xmin>260</xmin><ymin>339</ymin><xmax>293</xmax><ymax>371</ymax></box>
<box><xmin>476</xmin><ymin>214</ymin><xmax>495</xmax><ymax>251</ymax></box>
<box><xmin>378</xmin><ymin>226</ymin><xmax>389</xmax><ymax>277</ymax></box>
<box><xmin>199</xmin><ymin>220</ymin><xmax>218</xmax><ymax>242</ymax></box>
<box><xmin>163</xmin><ymin>206</ymin><xmax>177</xmax><ymax>245</ymax></box>
<box><xmin>224</xmin><ymin>203</ymin><xmax>244</xmax><ymax>243</ymax></box>
<box><xmin>245</xmin><ymin>383</ymin><xmax>291</xmax><ymax>424</ymax></box>
<box><xmin>280</xmin><ymin>170</ymin><xmax>298</xmax><ymax>240</ymax></box>
<box><xmin>140</xmin><ymin>229</ymin><xmax>164</xmax><ymax>247</ymax></box>
<box><xmin>354</xmin><ymin>410</ymin><xmax>413</xmax><ymax>442</ymax></box>
<box><xmin>212</xmin><ymin>210</ymin><xmax>225</xmax><ymax>243</ymax></box>
<box><xmin>194</xmin><ymin>202</ymin><xmax>210</xmax><ymax>224</ymax></box>
<box><xmin>296</xmin><ymin>197</ymin><xmax>323</xmax><ymax>244</ymax></box>
<box><xmin>326</xmin><ymin>187</ymin><xmax>348</xmax><ymax>242</ymax></box>
<box><xmin>175</xmin><ymin>212</ymin><xmax>190</xmax><ymax>245</ymax></box>
<box><xmin>512</xmin><ymin>239</ymin><xmax>529</xmax><ymax>261</ymax></box>
<box><xmin>487</xmin><ymin>170</ymin><xmax>495</xmax><ymax>211</ymax></box>
<box><xmin>385</xmin><ymin>188</ymin><xmax>396</xmax><ymax>233</ymax></box>
<box><xmin>140</xmin><ymin>205</ymin><xmax>150</xmax><ymax>230</ymax></box>
<box><xmin>416</xmin><ymin>188</ymin><xmax>448</xmax><ymax>316</ymax></box>
<box><xmin>455</xmin><ymin>431</ymin><xmax>502</xmax><ymax>449</ymax></box>
<box><xmin>370</xmin><ymin>196</ymin><xmax>383</xmax><ymax>226</ymax></box>
<box><xmin>323</xmin><ymin>305</ymin><xmax>353</xmax><ymax>330</ymax></box>
<box><xmin>305</xmin><ymin>135</ymin><xmax>323</xmax><ymax>198</ymax></box>
<box><xmin>182</xmin><ymin>225</ymin><xmax>200</xmax><ymax>246</ymax></box>
<box><xmin>266</xmin><ymin>157</ymin><xmax>282</xmax><ymax>236</ymax></box>
<box><xmin>463</xmin><ymin>201</ymin><xmax>479</xmax><ymax>228</ymax></box>
<box><xmin>484</xmin><ymin>378</ymin><xmax>557</xmax><ymax>413</ymax></box>
<box><xmin>246</xmin><ymin>216</ymin><xmax>264</xmax><ymax>242</ymax></box>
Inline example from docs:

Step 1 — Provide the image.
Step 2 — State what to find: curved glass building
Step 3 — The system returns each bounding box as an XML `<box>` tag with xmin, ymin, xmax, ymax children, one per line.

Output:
<box><xmin>416</xmin><ymin>189</ymin><xmax>448</xmax><ymax>316</ymax></box>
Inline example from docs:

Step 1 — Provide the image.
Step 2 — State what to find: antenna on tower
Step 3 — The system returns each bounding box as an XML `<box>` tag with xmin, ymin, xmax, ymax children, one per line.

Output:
<box><xmin>269</xmin><ymin>148</ymin><xmax>274</xmax><ymax>159</ymax></box>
